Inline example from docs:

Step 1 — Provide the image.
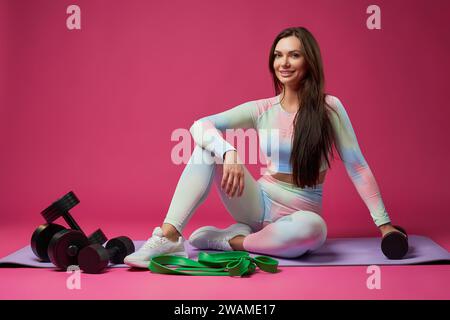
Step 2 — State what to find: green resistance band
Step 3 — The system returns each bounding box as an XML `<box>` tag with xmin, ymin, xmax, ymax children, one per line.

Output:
<box><xmin>148</xmin><ymin>251</ymin><xmax>279</xmax><ymax>277</ymax></box>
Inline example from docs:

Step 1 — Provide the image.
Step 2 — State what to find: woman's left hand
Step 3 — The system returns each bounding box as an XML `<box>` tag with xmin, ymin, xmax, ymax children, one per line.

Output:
<box><xmin>379</xmin><ymin>223</ymin><xmax>405</xmax><ymax>237</ymax></box>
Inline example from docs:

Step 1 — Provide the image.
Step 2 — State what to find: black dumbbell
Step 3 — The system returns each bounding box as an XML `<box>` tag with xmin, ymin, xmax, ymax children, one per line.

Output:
<box><xmin>381</xmin><ymin>225</ymin><xmax>408</xmax><ymax>259</ymax></box>
<box><xmin>78</xmin><ymin>236</ymin><xmax>135</xmax><ymax>274</ymax></box>
<box><xmin>30</xmin><ymin>191</ymin><xmax>81</xmax><ymax>261</ymax></box>
<box><xmin>30</xmin><ymin>191</ymin><xmax>107</xmax><ymax>268</ymax></box>
<box><xmin>31</xmin><ymin>223</ymin><xmax>107</xmax><ymax>262</ymax></box>
<box><xmin>47</xmin><ymin>228</ymin><xmax>108</xmax><ymax>269</ymax></box>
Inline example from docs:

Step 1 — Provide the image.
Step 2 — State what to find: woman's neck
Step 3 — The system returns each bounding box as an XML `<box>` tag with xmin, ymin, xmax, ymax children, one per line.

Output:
<box><xmin>280</xmin><ymin>88</ymin><xmax>301</xmax><ymax>112</ymax></box>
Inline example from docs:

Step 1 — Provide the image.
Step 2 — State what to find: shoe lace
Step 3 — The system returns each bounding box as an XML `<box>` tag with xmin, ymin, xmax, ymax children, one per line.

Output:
<box><xmin>141</xmin><ymin>235</ymin><xmax>168</xmax><ymax>250</ymax></box>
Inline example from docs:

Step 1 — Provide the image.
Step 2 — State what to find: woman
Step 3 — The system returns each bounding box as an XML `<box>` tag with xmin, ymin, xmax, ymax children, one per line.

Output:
<box><xmin>124</xmin><ymin>26</ymin><xmax>401</xmax><ymax>268</ymax></box>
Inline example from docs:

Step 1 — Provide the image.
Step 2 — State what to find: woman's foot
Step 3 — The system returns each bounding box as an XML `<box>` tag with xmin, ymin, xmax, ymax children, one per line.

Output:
<box><xmin>188</xmin><ymin>223</ymin><xmax>252</xmax><ymax>251</ymax></box>
<box><xmin>124</xmin><ymin>226</ymin><xmax>188</xmax><ymax>268</ymax></box>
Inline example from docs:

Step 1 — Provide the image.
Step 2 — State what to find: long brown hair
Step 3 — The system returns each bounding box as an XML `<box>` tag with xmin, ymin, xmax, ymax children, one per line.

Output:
<box><xmin>268</xmin><ymin>27</ymin><xmax>338</xmax><ymax>188</ymax></box>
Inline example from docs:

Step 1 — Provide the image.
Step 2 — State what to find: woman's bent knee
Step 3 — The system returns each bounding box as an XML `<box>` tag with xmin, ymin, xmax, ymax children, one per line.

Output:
<box><xmin>273</xmin><ymin>211</ymin><xmax>327</xmax><ymax>257</ymax></box>
<box><xmin>292</xmin><ymin>210</ymin><xmax>327</xmax><ymax>251</ymax></box>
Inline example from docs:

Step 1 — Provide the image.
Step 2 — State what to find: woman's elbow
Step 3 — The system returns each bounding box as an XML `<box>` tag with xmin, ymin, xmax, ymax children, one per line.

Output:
<box><xmin>189</xmin><ymin>118</ymin><xmax>212</xmax><ymax>141</ymax></box>
<box><xmin>189</xmin><ymin>120</ymin><xmax>198</xmax><ymax>136</ymax></box>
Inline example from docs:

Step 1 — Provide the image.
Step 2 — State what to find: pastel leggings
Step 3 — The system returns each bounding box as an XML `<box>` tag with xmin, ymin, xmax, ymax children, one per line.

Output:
<box><xmin>163</xmin><ymin>145</ymin><xmax>328</xmax><ymax>258</ymax></box>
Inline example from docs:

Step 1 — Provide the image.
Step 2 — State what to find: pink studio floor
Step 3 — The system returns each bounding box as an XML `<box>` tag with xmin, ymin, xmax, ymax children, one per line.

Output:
<box><xmin>1</xmin><ymin>221</ymin><xmax>449</xmax><ymax>300</ymax></box>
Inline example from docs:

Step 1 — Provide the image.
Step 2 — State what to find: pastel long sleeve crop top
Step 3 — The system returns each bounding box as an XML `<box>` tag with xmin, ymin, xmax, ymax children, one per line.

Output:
<box><xmin>189</xmin><ymin>94</ymin><xmax>391</xmax><ymax>227</ymax></box>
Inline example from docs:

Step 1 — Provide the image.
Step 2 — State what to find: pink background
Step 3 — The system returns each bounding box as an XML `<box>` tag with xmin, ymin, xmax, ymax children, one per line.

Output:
<box><xmin>1</xmin><ymin>0</ymin><xmax>450</xmax><ymax>243</ymax></box>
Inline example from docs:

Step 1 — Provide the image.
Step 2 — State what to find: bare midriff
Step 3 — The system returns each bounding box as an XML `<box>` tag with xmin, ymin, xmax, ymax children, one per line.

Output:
<box><xmin>269</xmin><ymin>170</ymin><xmax>327</xmax><ymax>186</ymax></box>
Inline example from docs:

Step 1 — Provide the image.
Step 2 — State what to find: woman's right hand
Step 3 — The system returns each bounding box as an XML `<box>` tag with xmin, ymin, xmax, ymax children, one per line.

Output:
<box><xmin>221</xmin><ymin>150</ymin><xmax>245</xmax><ymax>198</ymax></box>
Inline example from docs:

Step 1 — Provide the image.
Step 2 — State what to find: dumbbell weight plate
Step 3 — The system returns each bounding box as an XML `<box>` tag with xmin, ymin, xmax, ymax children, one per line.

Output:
<box><xmin>106</xmin><ymin>236</ymin><xmax>135</xmax><ymax>264</ymax></box>
<box><xmin>381</xmin><ymin>226</ymin><xmax>408</xmax><ymax>260</ymax></box>
<box><xmin>41</xmin><ymin>191</ymin><xmax>80</xmax><ymax>223</ymax></box>
<box><xmin>78</xmin><ymin>244</ymin><xmax>110</xmax><ymax>274</ymax></box>
<box><xmin>30</xmin><ymin>223</ymin><xmax>66</xmax><ymax>261</ymax></box>
<box><xmin>48</xmin><ymin>229</ymin><xmax>89</xmax><ymax>269</ymax></box>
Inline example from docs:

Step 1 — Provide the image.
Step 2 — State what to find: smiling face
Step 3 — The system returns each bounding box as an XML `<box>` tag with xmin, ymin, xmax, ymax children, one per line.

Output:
<box><xmin>273</xmin><ymin>36</ymin><xmax>307</xmax><ymax>89</ymax></box>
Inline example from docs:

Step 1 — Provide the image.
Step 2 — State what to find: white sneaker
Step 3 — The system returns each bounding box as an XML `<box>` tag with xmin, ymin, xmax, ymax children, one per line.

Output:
<box><xmin>124</xmin><ymin>226</ymin><xmax>188</xmax><ymax>268</ymax></box>
<box><xmin>188</xmin><ymin>223</ymin><xmax>252</xmax><ymax>251</ymax></box>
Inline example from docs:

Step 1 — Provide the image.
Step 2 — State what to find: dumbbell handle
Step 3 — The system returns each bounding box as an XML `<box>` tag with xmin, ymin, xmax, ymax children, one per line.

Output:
<box><xmin>51</xmin><ymin>208</ymin><xmax>107</xmax><ymax>245</ymax></box>
<box><xmin>50</xmin><ymin>206</ymin><xmax>106</xmax><ymax>243</ymax></box>
<box><xmin>54</xmin><ymin>202</ymin><xmax>107</xmax><ymax>244</ymax></box>
<box><xmin>60</xmin><ymin>211</ymin><xmax>84</xmax><ymax>234</ymax></box>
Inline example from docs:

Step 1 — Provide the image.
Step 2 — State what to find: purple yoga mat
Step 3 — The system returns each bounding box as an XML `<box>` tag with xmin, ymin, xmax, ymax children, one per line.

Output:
<box><xmin>0</xmin><ymin>235</ymin><xmax>449</xmax><ymax>268</ymax></box>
